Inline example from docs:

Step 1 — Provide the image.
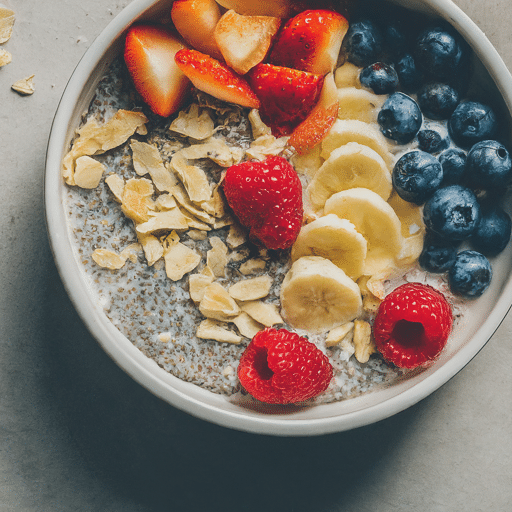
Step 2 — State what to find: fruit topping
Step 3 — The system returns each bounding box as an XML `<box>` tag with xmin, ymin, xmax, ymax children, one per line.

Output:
<box><xmin>359</xmin><ymin>62</ymin><xmax>399</xmax><ymax>95</ymax></box>
<box><xmin>465</xmin><ymin>140</ymin><xmax>512</xmax><ymax>190</ymax></box>
<box><xmin>174</xmin><ymin>48</ymin><xmax>260</xmax><ymax>108</ymax></box>
<box><xmin>448</xmin><ymin>100</ymin><xmax>497</xmax><ymax>148</ymax></box>
<box><xmin>417</xmin><ymin>126</ymin><xmax>449</xmax><ymax>154</ymax></box>
<box><xmin>419</xmin><ymin>234</ymin><xmax>459</xmax><ymax>273</ymax></box>
<box><xmin>392</xmin><ymin>150</ymin><xmax>443</xmax><ymax>205</ymax></box>
<box><xmin>439</xmin><ymin>148</ymin><xmax>467</xmax><ymax>185</ymax></box>
<box><xmin>417</xmin><ymin>82</ymin><xmax>460</xmax><ymax>120</ymax></box>
<box><xmin>213</xmin><ymin>10</ymin><xmax>281</xmax><ymax>75</ymax></box>
<box><xmin>472</xmin><ymin>206</ymin><xmax>512</xmax><ymax>256</ymax></box>
<box><xmin>269</xmin><ymin>9</ymin><xmax>349</xmax><ymax>75</ymax></box>
<box><xmin>448</xmin><ymin>250</ymin><xmax>492</xmax><ymax>298</ymax></box>
<box><xmin>394</xmin><ymin>53</ymin><xmax>423</xmax><ymax>93</ymax></box>
<box><xmin>215</xmin><ymin>0</ymin><xmax>293</xmax><ymax>18</ymax></box>
<box><xmin>373</xmin><ymin>283</ymin><xmax>453</xmax><ymax>368</ymax></box>
<box><xmin>248</xmin><ymin>63</ymin><xmax>324</xmax><ymax>136</ymax></box>
<box><xmin>222</xmin><ymin>155</ymin><xmax>303</xmax><ymax>250</ymax></box>
<box><xmin>237</xmin><ymin>327</ymin><xmax>333</xmax><ymax>404</ymax></box>
<box><xmin>123</xmin><ymin>25</ymin><xmax>190</xmax><ymax>117</ymax></box>
<box><xmin>170</xmin><ymin>0</ymin><xmax>223</xmax><ymax>59</ymax></box>
<box><xmin>423</xmin><ymin>185</ymin><xmax>480</xmax><ymax>241</ymax></box>
<box><xmin>342</xmin><ymin>19</ymin><xmax>383</xmax><ymax>67</ymax></box>
<box><xmin>378</xmin><ymin>92</ymin><xmax>422</xmax><ymax>144</ymax></box>
<box><xmin>280</xmin><ymin>256</ymin><xmax>363</xmax><ymax>333</ymax></box>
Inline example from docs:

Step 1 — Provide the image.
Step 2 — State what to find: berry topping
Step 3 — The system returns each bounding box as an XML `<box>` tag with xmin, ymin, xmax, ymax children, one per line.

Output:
<box><xmin>419</xmin><ymin>234</ymin><xmax>459</xmax><ymax>273</ymax></box>
<box><xmin>439</xmin><ymin>148</ymin><xmax>467</xmax><ymax>185</ymax></box>
<box><xmin>448</xmin><ymin>100</ymin><xmax>498</xmax><ymax>148</ymax></box>
<box><xmin>359</xmin><ymin>62</ymin><xmax>399</xmax><ymax>95</ymax></box>
<box><xmin>378</xmin><ymin>92</ymin><xmax>422</xmax><ymax>144</ymax></box>
<box><xmin>417</xmin><ymin>82</ymin><xmax>460</xmax><ymax>120</ymax></box>
<box><xmin>423</xmin><ymin>185</ymin><xmax>480</xmax><ymax>241</ymax></box>
<box><xmin>472</xmin><ymin>206</ymin><xmax>512</xmax><ymax>256</ymax></box>
<box><xmin>392</xmin><ymin>150</ymin><xmax>443</xmax><ymax>205</ymax></box>
<box><xmin>342</xmin><ymin>19</ymin><xmax>384</xmax><ymax>67</ymax></box>
<box><xmin>174</xmin><ymin>48</ymin><xmax>260</xmax><ymax>108</ymax></box>
<box><xmin>395</xmin><ymin>53</ymin><xmax>423</xmax><ymax>93</ymax></box>
<box><xmin>248</xmin><ymin>63</ymin><xmax>324</xmax><ymax>137</ymax></box>
<box><xmin>237</xmin><ymin>328</ymin><xmax>333</xmax><ymax>404</ymax></box>
<box><xmin>417</xmin><ymin>127</ymin><xmax>449</xmax><ymax>154</ymax></box>
<box><xmin>373</xmin><ymin>283</ymin><xmax>453</xmax><ymax>369</ymax></box>
<box><xmin>269</xmin><ymin>9</ymin><xmax>349</xmax><ymax>75</ymax></box>
<box><xmin>448</xmin><ymin>250</ymin><xmax>492</xmax><ymax>298</ymax></box>
<box><xmin>465</xmin><ymin>140</ymin><xmax>512</xmax><ymax>190</ymax></box>
<box><xmin>223</xmin><ymin>156</ymin><xmax>303</xmax><ymax>250</ymax></box>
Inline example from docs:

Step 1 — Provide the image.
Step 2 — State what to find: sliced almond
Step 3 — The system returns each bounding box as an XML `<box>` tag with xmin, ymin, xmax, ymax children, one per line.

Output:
<box><xmin>170</xmin><ymin>153</ymin><xmax>212</xmax><ymax>203</ymax></box>
<box><xmin>196</xmin><ymin>319</ymin><xmax>242</xmax><ymax>344</ymax></box>
<box><xmin>232</xmin><ymin>312</ymin><xmax>264</xmax><ymax>339</ymax></box>
<box><xmin>137</xmin><ymin>233</ymin><xmax>164</xmax><ymax>266</ymax></box>
<box><xmin>207</xmin><ymin>236</ymin><xmax>228</xmax><ymax>278</ymax></box>
<box><xmin>105</xmin><ymin>174</ymin><xmax>125</xmax><ymax>202</ymax></box>
<box><xmin>163</xmin><ymin>235</ymin><xmax>201</xmax><ymax>281</ymax></box>
<box><xmin>169</xmin><ymin>103</ymin><xmax>215</xmax><ymax>140</ymax></box>
<box><xmin>189</xmin><ymin>272</ymin><xmax>215</xmax><ymax>303</ymax></box>
<box><xmin>120</xmin><ymin>243</ymin><xmax>142</xmax><ymax>264</ymax></box>
<box><xmin>136</xmin><ymin>209</ymin><xmax>189</xmax><ymax>235</ymax></box>
<box><xmin>229</xmin><ymin>275</ymin><xmax>272</xmax><ymax>301</ymax></box>
<box><xmin>214</xmin><ymin>10</ymin><xmax>281</xmax><ymax>74</ymax></box>
<box><xmin>73</xmin><ymin>156</ymin><xmax>105</xmax><ymax>189</ymax></box>
<box><xmin>199</xmin><ymin>282</ymin><xmax>240</xmax><ymax>321</ymax></box>
<box><xmin>325</xmin><ymin>322</ymin><xmax>354</xmax><ymax>349</ymax></box>
<box><xmin>91</xmin><ymin>248</ymin><xmax>127</xmax><ymax>270</ymax></box>
<box><xmin>241</xmin><ymin>300</ymin><xmax>283</xmax><ymax>327</ymax></box>
<box><xmin>239</xmin><ymin>258</ymin><xmax>266</xmax><ymax>275</ymax></box>
<box><xmin>226</xmin><ymin>222</ymin><xmax>247</xmax><ymax>249</ymax></box>
<box><xmin>121</xmin><ymin>178</ymin><xmax>154</xmax><ymax>224</ymax></box>
<box><xmin>353</xmin><ymin>320</ymin><xmax>376</xmax><ymax>363</ymax></box>
<box><xmin>12</xmin><ymin>75</ymin><xmax>35</xmax><ymax>95</ymax></box>
<box><xmin>168</xmin><ymin>183</ymin><xmax>214</xmax><ymax>224</ymax></box>
<box><xmin>154</xmin><ymin>193</ymin><xmax>177</xmax><ymax>211</ymax></box>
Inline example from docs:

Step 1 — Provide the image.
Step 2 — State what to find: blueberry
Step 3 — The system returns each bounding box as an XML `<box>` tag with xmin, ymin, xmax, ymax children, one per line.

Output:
<box><xmin>472</xmin><ymin>206</ymin><xmax>512</xmax><ymax>256</ymax></box>
<box><xmin>465</xmin><ymin>140</ymin><xmax>512</xmax><ymax>189</ymax></box>
<box><xmin>417</xmin><ymin>83</ymin><xmax>460</xmax><ymax>120</ymax></box>
<box><xmin>342</xmin><ymin>20</ymin><xmax>384</xmax><ymax>67</ymax></box>
<box><xmin>393</xmin><ymin>150</ymin><xmax>443</xmax><ymax>204</ymax></box>
<box><xmin>417</xmin><ymin>128</ymin><xmax>449</xmax><ymax>154</ymax></box>
<box><xmin>448</xmin><ymin>250</ymin><xmax>492</xmax><ymax>297</ymax></box>
<box><xmin>360</xmin><ymin>62</ymin><xmax>399</xmax><ymax>94</ymax></box>
<box><xmin>448</xmin><ymin>101</ymin><xmax>498</xmax><ymax>148</ymax></box>
<box><xmin>439</xmin><ymin>148</ymin><xmax>467</xmax><ymax>185</ymax></box>
<box><xmin>423</xmin><ymin>185</ymin><xmax>480</xmax><ymax>240</ymax></box>
<box><xmin>395</xmin><ymin>54</ymin><xmax>423</xmax><ymax>92</ymax></box>
<box><xmin>378</xmin><ymin>92</ymin><xmax>422</xmax><ymax>144</ymax></box>
<box><xmin>415</xmin><ymin>26</ymin><xmax>467</xmax><ymax>81</ymax></box>
<box><xmin>383</xmin><ymin>22</ymin><xmax>407</xmax><ymax>60</ymax></box>
<box><xmin>419</xmin><ymin>234</ymin><xmax>459</xmax><ymax>273</ymax></box>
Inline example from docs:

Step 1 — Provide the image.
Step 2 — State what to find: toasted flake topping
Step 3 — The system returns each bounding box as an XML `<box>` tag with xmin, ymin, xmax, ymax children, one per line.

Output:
<box><xmin>246</xmin><ymin>134</ymin><xmax>288</xmax><ymax>161</ymax></box>
<box><xmin>199</xmin><ymin>282</ymin><xmax>240</xmax><ymax>322</ymax></box>
<box><xmin>179</xmin><ymin>137</ymin><xmax>244</xmax><ymax>167</ymax></box>
<box><xmin>169</xmin><ymin>103</ymin><xmax>215</xmax><ymax>140</ymax></box>
<box><xmin>232</xmin><ymin>312</ymin><xmax>264</xmax><ymax>339</ymax></box>
<box><xmin>0</xmin><ymin>6</ymin><xmax>15</xmax><ymax>43</ymax></box>
<box><xmin>241</xmin><ymin>300</ymin><xmax>283</xmax><ymax>327</ymax></box>
<box><xmin>73</xmin><ymin>156</ymin><xmax>105</xmax><ymax>189</ymax></box>
<box><xmin>207</xmin><ymin>236</ymin><xmax>228</xmax><ymax>278</ymax></box>
<box><xmin>92</xmin><ymin>248</ymin><xmax>128</xmax><ymax>270</ymax></box>
<box><xmin>105</xmin><ymin>174</ymin><xmax>125</xmax><ymax>202</ymax></box>
<box><xmin>162</xmin><ymin>231</ymin><xmax>201</xmax><ymax>281</ymax></box>
<box><xmin>136</xmin><ymin>209</ymin><xmax>189</xmax><ymax>235</ymax></box>
<box><xmin>12</xmin><ymin>75</ymin><xmax>35</xmax><ymax>95</ymax></box>
<box><xmin>189</xmin><ymin>272</ymin><xmax>215</xmax><ymax>304</ymax></box>
<box><xmin>0</xmin><ymin>48</ymin><xmax>11</xmax><ymax>67</ymax></box>
<box><xmin>325</xmin><ymin>322</ymin><xmax>354</xmax><ymax>349</ymax></box>
<box><xmin>228</xmin><ymin>275</ymin><xmax>272</xmax><ymax>301</ymax></box>
<box><xmin>196</xmin><ymin>319</ymin><xmax>242</xmax><ymax>344</ymax></box>
<box><xmin>353</xmin><ymin>320</ymin><xmax>376</xmax><ymax>363</ymax></box>
<box><xmin>137</xmin><ymin>233</ymin><xmax>164</xmax><ymax>266</ymax></box>
<box><xmin>170</xmin><ymin>152</ymin><xmax>212</xmax><ymax>203</ymax></box>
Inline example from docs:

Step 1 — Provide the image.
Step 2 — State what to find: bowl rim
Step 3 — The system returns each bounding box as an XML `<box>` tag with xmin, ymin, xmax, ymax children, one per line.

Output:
<box><xmin>45</xmin><ymin>0</ymin><xmax>512</xmax><ymax>436</ymax></box>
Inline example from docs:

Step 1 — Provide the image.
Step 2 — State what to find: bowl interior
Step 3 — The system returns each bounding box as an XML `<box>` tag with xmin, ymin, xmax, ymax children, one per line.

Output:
<box><xmin>45</xmin><ymin>0</ymin><xmax>512</xmax><ymax>435</ymax></box>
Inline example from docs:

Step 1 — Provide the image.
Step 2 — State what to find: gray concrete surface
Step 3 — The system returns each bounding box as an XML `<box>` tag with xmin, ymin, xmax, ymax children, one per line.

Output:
<box><xmin>1</xmin><ymin>1</ymin><xmax>511</xmax><ymax>510</ymax></box>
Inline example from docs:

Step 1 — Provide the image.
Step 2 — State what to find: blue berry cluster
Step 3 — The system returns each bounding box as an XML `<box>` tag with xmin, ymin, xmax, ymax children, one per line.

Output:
<box><xmin>342</xmin><ymin>14</ymin><xmax>512</xmax><ymax>298</ymax></box>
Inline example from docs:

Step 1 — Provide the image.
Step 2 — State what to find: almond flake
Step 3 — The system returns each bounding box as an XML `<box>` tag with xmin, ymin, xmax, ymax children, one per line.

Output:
<box><xmin>353</xmin><ymin>320</ymin><xmax>376</xmax><ymax>363</ymax></box>
<box><xmin>179</xmin><ymin>208</ymin><xmax>212</xmax><ymax>231</ymax></box>
<box><xmin>105</xmin><ymin>174</ymin><xmax>125</xmax><ymax>202</ymax></box>
<box><xmin>169</xmin><ymin>104</ymin><xmax>215</xmax><ymax>140</ymax></box>
<box><xmin>0</xmin><ymin>48</ymin><xmax>11</xmax><ymax>67</ymax></box>
<box><xmin>62</xmin><ymin>109</ymin><xmax>147</xmax><ymax>185</ymax></box>
<box><xmin>187</xmin><ymin>229</ymin><xmax>208</xmax><ymax>241</ymax></box>
<box><xmin>169</xmin><ymin>184</ymin><xmax>214</xmax><ymax>224</ymax></box>
<box><xmin>325</xmin><ymin>322</ymin><xmax>354</xmax><ymax>348</ymax></box>
<box><xmin>229</xmin><ymin>275</ymin><xmax>272</xmax><ymax>301</ymax></box>
<box><xmin>241</xmin><ymin>300</ymin><xmax>283</xmax><ymax>327</ymax></box>
<box><xmin>163</xmin><ymin>237</ymin><xmax>201</xmax><ymax>281</ymax></box>
<box><xmin>73</xmin><ymin>156</ymin><xmax>105</xmax><ymax>189</ymax></box>
<box><xmin>136</xmin><ymin>209</ymin><xmax>189</xmax><ymax>235</ymax></box>
<box><xmin>226</xmin><ymin>222</ymin><xmax>248</xmax><ymax>249</ymax></box>
<box><xmin>154</xmin><ymin>193</ymin><xmax>177</xmax><ymax>211</ymax></box>
<box><xmin>12</xmin><ymin>75</ymin><xmax>35</xmax><ymax>95</ymax></box>
<box><xmin>179</xmin><ymin>137</ymin><xmax>243</xmax><ymax>167</ymax></box>
<box><xmin>246</xmin><ymin>134</ymin><xmax>288</xmax><ymax>161</ymax></box>
<box><xmin>137</xmin><ymin>233</ymin><xmax>164</xmax><ymax>266</ymax></box>
<box><xmin>207</xmin><ymin>236</ymin><xmax>228</xmax><ymax>278</ymax></box>
<box><xmin>169</xmin><ymin>153</ymin><xmax>212</xmax><ymax>203</ymax></box>
<box><xmin>91</xmin><ymin>248</ymin><xmax>127</xmax><ymax>270</ymax></box>
<box><xmin>121</xmin><ymin>178</ymin><xmax>154</xmax><ymax>224</ymax></box>
<box><xmin>120</xmin><ymin>243</ymin><xmax>142</xmax><ymax>264</ymax></box>
<box><xmin>130</xmin><ymin>139</ymin><xmax>177</xmax><ymax>192</ymax></box>
<box><xmin>0</xmin><ymin>6</ymin><xmax>15</xmax><ymax>44</ymax></box>
<box><xmin>199</xmin><ymin>282</ymin><xmax>240</xmax><ymax>321</ymax></box>
<box><xmin>232</xmin><ymin>312</ymin><xmax>264</xmax><ymax>339</ymax></box>
<box><xmin>239</xmin><ymin>258</ymin><xmax>266</xmax><ymax>275</ymax></box>
<box><xmin>189</xmin><ymin>272</ymin><xmax>215</xmax><ymax>303</ymax></box>
<box><xmin>196</xmin><ymin>319</ymin><xmax>242</xmax><ymax>344</ymax></box>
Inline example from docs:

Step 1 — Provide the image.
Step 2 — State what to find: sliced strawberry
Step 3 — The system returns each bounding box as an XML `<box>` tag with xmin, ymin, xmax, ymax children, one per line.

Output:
<box><xmin>270</xmin><ymin>9</ymin><xmax>349</xmax><ymax>75</ymax></box>
<box><xmin>124</xmin><ymin>24</ymin><xmax>190</xmax><ymax>117</ymax></box>
<box><xmin>247</xmin><ymin>63</ymin><xmax>324</xmax><ymax>137</ymax></box>
<box><xmin>288</xmin><ymin>72</ymin><xmax>339</xmax><ymax>154</ymax></box>
<box><xmin>171</xmin><ymin>0</ymin><xmax>223</xmax><ymax>60</ymax></box>
<box><xmin>174</xmin><ymin>49</ymin><xmax>260</xmax><ymax>109</ymax></box>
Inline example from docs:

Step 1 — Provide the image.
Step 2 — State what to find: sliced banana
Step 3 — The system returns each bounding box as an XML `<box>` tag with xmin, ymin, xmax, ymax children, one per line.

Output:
<box><xmin>291</xmin><ymin>214</ymin><xmax>367</xmax><ymax>280</ymax></box>
<box><xmin>334</xmin><ymin>62</ymin><xmax>362</xmax><ymax>89</ymax></box>
<box><xmin>337</xmin><ymin>87</ymin><xmax>386</xmax><ymax>124</ymax></box>
<box><xmin>280</xmin><ymin>256</ymin><xmax>363</xmax><ymax>333</ymax></box>
<box><xmin>321</xmin><ymin>119</ymin><xmax>394</xmax><ymax>171</ymax></box>
<box><xmin>307</xmin><ymin>142</ymin><xmax>392</xmax><ymax>210</ymax></box>
<box><xmin>324</xmin><ymin>188</ymin><xmax>404</xmax><ymax>276</ymax></box>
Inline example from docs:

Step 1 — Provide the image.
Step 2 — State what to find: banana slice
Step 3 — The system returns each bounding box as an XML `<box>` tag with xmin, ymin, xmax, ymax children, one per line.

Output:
<box><xmin>291</xmin><ymin>214</ymin><xmax>367</xmax><ymax>280</ymax></box>
<box><xmin>337</xmin><ymin>87</ymin><xmax>386</xmax><ymax>124</ymax></box>
<box><xmin>324</xmin><ymin>188</ymin><xmax>404</xmax><ymax>276</ymax></box>
<box><xmin>307</xmin><ymin>142</ymin><xmax>392</xmax><ymax>210</ymax></box>
<box><xmin>280</xmin><ymin>256</ymin><xmax>363</xmax><ymax>333</ymax></box>
<box><xmin>334</xmin><ymin>62</ymin><xmax>362</xmax><ymax>89</ymax></box>
<box><xmin>321</xmin><ymin>119</ymin><xmax>394</xmax><ymax>171</ymax></box>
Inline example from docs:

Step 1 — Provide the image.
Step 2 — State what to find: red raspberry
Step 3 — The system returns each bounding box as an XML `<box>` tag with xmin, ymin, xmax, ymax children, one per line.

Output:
<box><xmin>373</xmin><ymin>283</ymin><xmax>453</xmax><ymax>369</ymax></box>
<box><xmin>237</xmin><ymin>328</ymin><xmax>333</xmax><ymax>404</ymax></box>
<box><xmin>223</xmin><ymin>156</ymin><xmax>303</xmax><ymax>250</ymax></box>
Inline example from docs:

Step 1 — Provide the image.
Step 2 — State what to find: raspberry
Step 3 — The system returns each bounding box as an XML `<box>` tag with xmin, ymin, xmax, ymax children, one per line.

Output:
<box><xmin>237</xmin><ymin>328</ymin><xmax>333</xmax><ymax>404</ymax></box>
<box><xmin>372</xmin><ymin>283</ymin><xmax>453</xmax><ymax>369</ymax></box>
<box><xmin>223</xmin><ymin>156</ymin><xmax>303</xmax><ymax>250</ymax></box>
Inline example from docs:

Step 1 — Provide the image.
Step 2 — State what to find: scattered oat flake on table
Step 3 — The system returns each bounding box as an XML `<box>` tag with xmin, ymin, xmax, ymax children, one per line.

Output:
<box><xmin>0</xmin><ymin>47</ymin><xmax>11</xmax><ymax>67</ymax></box>
<box><xmin>12</xmin><ymin>75</ymin><xmax>35</xmax><ymax>95</ymax></box>
<box><xmin>0</xmin><ymin>5</ymin><xmax>15</xmax><ymax>44</ymax></box>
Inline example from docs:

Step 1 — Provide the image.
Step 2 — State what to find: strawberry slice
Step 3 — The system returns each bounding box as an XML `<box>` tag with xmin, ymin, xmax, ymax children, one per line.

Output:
<box><xmin>288</xmin><ymin>72</ymin><xmax>339</xmax><ymax>154</ymax></box>
<box><xmin>124</xmin><ymin>24</ymin><xmax>190</xmax><ymax>117</ymax></box>
<box><xmin>248</xmin><ymin>63</ymin><xmax>324</xmax><ymax>137</ymax></box>
<box><xmin>270</xmin><ymin>9</ymin><xmax>349</xmax><ymax>75</ymax></box>
<box><xmin>174</xmin><ymin>49</ymin><xmax>260</xmax><ymax>109</ymax></box>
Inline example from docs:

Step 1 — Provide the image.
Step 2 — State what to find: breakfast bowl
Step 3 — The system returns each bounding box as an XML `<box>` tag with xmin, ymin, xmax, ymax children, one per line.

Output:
<box><xmin>45</xmin><ymin>0</ymin><xmax>512</xmax><ymax>436</ymax></box>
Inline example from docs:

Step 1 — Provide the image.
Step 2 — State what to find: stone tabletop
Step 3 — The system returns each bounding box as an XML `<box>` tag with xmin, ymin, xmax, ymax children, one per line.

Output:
<box><xmin>1</xmin><ymin>1</ymin><xmax>511</xmax><ymax>511</ymax></box>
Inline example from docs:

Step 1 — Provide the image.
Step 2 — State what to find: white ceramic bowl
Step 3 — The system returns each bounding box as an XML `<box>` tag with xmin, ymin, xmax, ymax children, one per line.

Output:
<box><xmin>45</xmin><ymin>0</ymin><xmax>512</xmax><ymax>435</ymax></box>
